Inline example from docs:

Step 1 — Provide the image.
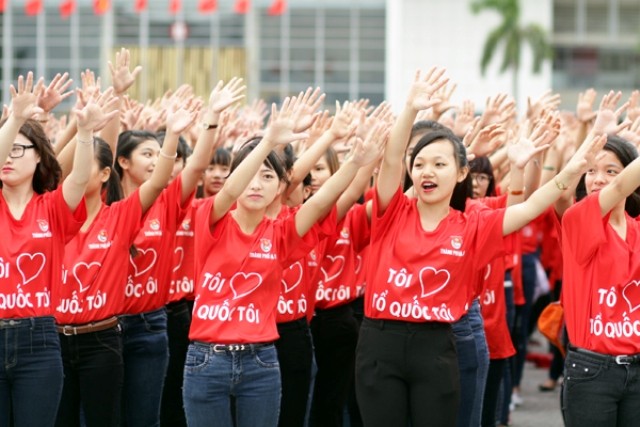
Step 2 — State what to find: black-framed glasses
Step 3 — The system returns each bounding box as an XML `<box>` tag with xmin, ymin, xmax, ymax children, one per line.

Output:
<box><xmin>9</xmin><ymin>144</ymin><xmax>35</xmax><ymax>159</ymax></box>
<box><xmin>470</xmin><ymin>173</ymin><xmax>492</xmax><ymax>184</ymax></box>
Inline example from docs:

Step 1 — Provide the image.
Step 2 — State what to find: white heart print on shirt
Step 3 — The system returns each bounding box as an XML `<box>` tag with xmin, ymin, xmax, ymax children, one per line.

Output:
<box><xmin>622</xmin><ymin>280</ymin><xmax>640</xmax><ymax>313</ymax></box>
<box><xmin>173</xmin><ymin>247</ymin><xmax>184</xmax><ymax>273</ymax></box>
<box><xmin>321</xmin><ymin>255</ymin><xmax>345</xmax><ymax>283</ymax></box>
<box><xmin>230</xmin><ymin>272</ymin><xmax>263</xmax><ymax>300</ymax></box>
<box><xmin>419</xmin><ymin>266</ymin><xmax>451</xmax><ymax>298</ymax></box>
<box><xmin>130</xmin><ymin>248</ymin><xmax>158</xmax><ymax>277</ymax></box>
<box><xmin>282</xmin><ymin>262</ymin><xmax>303</xmax><ymax>293</ymax></box>
<box><xmin>17</xmin><ymin>252</ymin><xmax>46</xmax><ymax>285</ymax></box>
<box><xmin>73</xmin><ymin>262</ymin><xmax>101</xmax><ymax>293</ymax></box>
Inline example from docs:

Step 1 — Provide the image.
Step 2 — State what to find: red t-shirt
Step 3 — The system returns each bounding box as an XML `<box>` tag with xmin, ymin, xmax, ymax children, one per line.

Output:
<box><xmin>122</xmin><ymin>175</ymin><xmax>192</xmax><ymax>314</ymax></box>
<box><xmin>0</xmin><ymin>187</ymin><xmax>86</xmax><ymax>319</ymax></box>
<box><xmin>315</xmin><ymin>203</ymin><xmax>370</xmax><ymax>310</ymax></box>
<box><xmin>562</xmin><ymin>193</ymin><xmax>640</xmax><ymax>355</ymax></box>
<box><xmin>365</xmin><ymin>187</ymin><xmax>505</xmax><ymax>323</ymax></box>
<box><xmin>479</xmin><ymin>257</ymin><xmax>516</xmax><ymax>359</ymax></box>
<box><xmin>57</xmin><ymin>191</ymin><xmax>143</xmax><ymax>324</ymax></box>
<box><xmin>276</xmin><ymin>205</ymin><xmax>326</xmax><ymax>324</ymax></box>
<box><xmin>189</xmin><ymin>198</ymin><xmax>333</xmax><ymax>344</ymax></box>
<box><xmin>168</xmin><ymin>199</ymin><xmax>205</xmax><ymax>303</ymax></box>
<box><xmin>540</xmin><ymin>207</ymin><xmax>563</xmax><ymax>287</ymax></box>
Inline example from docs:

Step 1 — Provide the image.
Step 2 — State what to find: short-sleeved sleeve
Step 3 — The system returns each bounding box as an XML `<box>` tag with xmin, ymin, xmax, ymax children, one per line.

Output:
<box><xmin>562</xmin><ymin>193</ymin><xmax>608</xmax><ymax>265</ymax></box>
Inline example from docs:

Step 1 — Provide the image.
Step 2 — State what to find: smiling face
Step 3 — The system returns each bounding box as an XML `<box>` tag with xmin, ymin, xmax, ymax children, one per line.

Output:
<box><xmin>584</xmin><ymin>149</ymin><xmax>624</xmax><ymax>195</ymax></box>
<box><xmin>118</xmin><ymin>139</ymin><xmax>161</xmax><ymax>186</ymax></box>
<box><xmin>0</xmin><ymin>134</ymin><xmax>40</xmax><ymax>189</ymax></box>
<box><xmin>411</xmin><ymin>138</ymin><xmax>467</xmax><ymax>206</ymax></box>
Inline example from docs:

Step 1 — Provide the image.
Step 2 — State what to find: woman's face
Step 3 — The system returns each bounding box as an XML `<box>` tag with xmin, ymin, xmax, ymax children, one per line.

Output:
<box><xmin>204</xmin><ymin>163</ymin><xmax>230</xmax><ymax>197</ymax></box>
<box><xmin>310</xmin><ymin>156</ymin><xmax>332</xmax><ymax>195</ymax></box>
<box><xmin>237</xmin><ymin>164</ymin><xmax>282</xmax><ymax>211</ymax></box>
<box><xmin>470</xmin><ymin>171</ymin><xmax>491</xmax><ymax>199</ymax></box>
<box><xmin>584</xmin><ymin>149</ymin><xmax>624</xmax><ymax>195</ymax></box>
<box><xmin>118</xmin><ymin>139</ymin><xmax>160</xmax><ymax>186</ymax></box>
<box><xmin>411</xmin><ymin>139</ymin><xmax>466</xmax><ymax>206</ymax></box>
<box><xmin>0</xmin><ymin>134</ymin><xmax>40</xmax><ymax>189</ymax></box>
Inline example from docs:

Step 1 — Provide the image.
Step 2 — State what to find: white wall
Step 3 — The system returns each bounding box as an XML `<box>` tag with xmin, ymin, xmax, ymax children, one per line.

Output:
<box><xmin>385</xmin><ymin>0</ymin><xmax>552</xmax><ymax>115</ymax></box>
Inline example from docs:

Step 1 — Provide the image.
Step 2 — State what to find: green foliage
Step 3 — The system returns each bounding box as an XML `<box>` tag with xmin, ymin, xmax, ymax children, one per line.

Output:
<box><xmin>471</xmin><ymin>0</ymin><xmax>551</xmax><ymax>76</ymax></box>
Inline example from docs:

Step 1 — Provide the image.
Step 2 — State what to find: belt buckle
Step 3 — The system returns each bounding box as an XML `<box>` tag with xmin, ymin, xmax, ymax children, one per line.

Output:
<box><xmin>213</xmin><ymin>344</ymin><xmax>227</xmax><ymax>352</ymax></box>
<box><xmin>615</xmin><ymin>355</ymin><xmax>631</xmax><ymax>365</ymax></box>
<box><xmin>61</xmin><ymin>325</ymin><xmax>77</xmax><ymax>336</ymax></box>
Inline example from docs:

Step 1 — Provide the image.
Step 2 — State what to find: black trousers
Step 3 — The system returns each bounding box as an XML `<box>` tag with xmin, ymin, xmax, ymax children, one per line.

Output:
<box><xmin>275</xmin><ymin>317</ymin><xmax>314</xmax><ymax>427</ymax></box>
<box><xmin>310</xmin><ymin>304</ymin><xmax>359</xmax><ymax>427</ymax></box>
<box><xmin>160</xmin><ymin>300</ymin><xmax>192</xmax><ymax>427</ymax></box>
<box><xmin>481</xmin><ymin>358</ymin><xmax>507</xmax><ymax>427</ymax></box>
<box><xmin>355</xmin><ymin>317</ymin><xmax>459</xmax><ymax>427</ymax></box>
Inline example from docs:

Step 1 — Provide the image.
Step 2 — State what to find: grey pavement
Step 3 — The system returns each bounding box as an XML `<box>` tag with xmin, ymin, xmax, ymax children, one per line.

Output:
<box><xmin>508</xmin><ymin>339</ymin><xmax>564</xmax><ymax>427</ymax></box>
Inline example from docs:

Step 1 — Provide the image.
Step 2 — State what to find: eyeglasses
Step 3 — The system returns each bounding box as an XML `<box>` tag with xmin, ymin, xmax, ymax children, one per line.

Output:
<box><xmin>470</xmin><ymin>173</ymin><xmax>492</xmax><ymax>184</ymax></box>
<box><xmin>9</xmin><ymin>144</ymin><xmax>35</xmax><ymax>159</ymax></box>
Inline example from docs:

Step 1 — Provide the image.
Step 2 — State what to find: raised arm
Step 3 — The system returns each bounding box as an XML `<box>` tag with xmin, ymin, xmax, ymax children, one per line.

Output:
<box><xmin>376</xmin><ymin>67</ymin><xmax>448</xmax><ymax>213</ymax></box>
<box><xmin>100</xmin><ymin>48</ymin><xmax>142</xmax><ymax>155</ymax></box>
<box><xmin>63</xmin><ymin>88</ymin><xmax>119</xmax><ymax>210</ymax></box>
<box><xmin>137</xmin><ymin>98</ymin><xmax>197</xmax><ymax>213</ymax></box>
<box><xmin>0</xmin><ymin>73</ymin><xmax>44</xmax><ymax>164</ymax></box>
<box><xmin>210</xmin><ymin>98</ymin><xmax>309</xmax><ymax>225</ymax></box>
<box><xmin>502</xmin><ymin>132</ymin><xmax>608</xmax><ymax>235</ymax></box>
<box><xmin>296</xmin><ymin>122</ymin><xmax>388</xmax><ymax>236</ymax></box>
<box><xmin>180</xmin><ymin>78</ymin><xmax>245</xmax><ymax>204</ymax></box>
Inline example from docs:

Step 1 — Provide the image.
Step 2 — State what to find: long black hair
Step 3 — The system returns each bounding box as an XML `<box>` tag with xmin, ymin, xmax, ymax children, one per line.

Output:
<box><xmin>409</xmin><ymin>129</ymin><xmax>472</xmax><ymax>212</ymax></box>
<box><xmin>94</xmin><ymin>137</ymin><xmax>123</xmax><ymax>206</ymax></box>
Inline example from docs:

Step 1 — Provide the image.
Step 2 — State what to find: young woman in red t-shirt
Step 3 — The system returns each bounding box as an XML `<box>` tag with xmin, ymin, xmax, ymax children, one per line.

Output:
<box><xmin>0</xmin><ymin>73</ymin><xmax>101</xmax><ymax>427</ymax></box>
<box><xmin>355</xmin><ymin>67</ymin><xmax>606</xmax><ymax>427</ymax></box>
<box><xmin>560</xmin><ymin>132</ymin><xmax>640</xmax><ymax>426</ymax></box>
<box><xmin>115</xmin><ymin>80</ymin><xmax>245</xmax><ymax>427</ymax></box>
<box><xmin>183</xmin><ymin>100</ymin><xmax>385</xmax><ymax>427</ymax></box>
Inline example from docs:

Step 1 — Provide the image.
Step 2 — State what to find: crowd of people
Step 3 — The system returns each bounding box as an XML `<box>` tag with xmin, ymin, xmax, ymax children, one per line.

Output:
<box><xmin>2</xmin><ymin>48</ymin><xmax>640</xmax><ymax>427</ymax></box>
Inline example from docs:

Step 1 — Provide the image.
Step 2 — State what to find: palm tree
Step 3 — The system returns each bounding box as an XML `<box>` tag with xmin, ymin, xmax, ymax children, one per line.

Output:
<box><xmin>471</xmin><ymin>0</ymin><xmax>552</xmax><ymax>104</ymax></box>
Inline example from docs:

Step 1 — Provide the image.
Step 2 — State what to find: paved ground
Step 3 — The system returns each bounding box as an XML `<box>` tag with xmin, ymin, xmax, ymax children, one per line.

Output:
<box><xmin>508</xmin><ymin>339</ymin><xmax>564</xmax><ymax>427</ymax></box>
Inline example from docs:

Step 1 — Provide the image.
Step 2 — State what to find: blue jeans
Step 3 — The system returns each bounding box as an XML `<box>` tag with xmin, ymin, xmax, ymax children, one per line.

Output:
<box><xmin>183</xmin><ymin>342</ymin><xmax>281</xmax><ymax>427</ymax></box>
<box><xmin>562</xmin><ymin>348</ymin><xmax>640</xmax><ymax>427</ymax></box>
<box><xmin>452</xmin><ymin>307</ymin><xmax>479</xmax><ymax>427</ymax></box>
<box><xmin>469</xmin><ymin>299</ymin><xmax>489</xmax><ymax>427</ymax></box>
<box><xmin>120</xmin><ymin>308</ymin><xmax>169</xmax><ymax>427</ymax></box>
<box><xmin>55</xmin><ymin>324</ymin><xmax>124</xmax><ymax>427</ymax></box>
<box><xmin>0</xmin><ymin>317</ymin><xmax>63</xmax><ymax>427</ymax></box>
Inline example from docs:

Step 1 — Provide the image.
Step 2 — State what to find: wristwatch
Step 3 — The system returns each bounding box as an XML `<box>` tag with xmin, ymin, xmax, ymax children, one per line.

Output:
<box><xmin>201</xmin><ymin>122</ymin><xmax>218</xmax><ymax>130</ymax></box>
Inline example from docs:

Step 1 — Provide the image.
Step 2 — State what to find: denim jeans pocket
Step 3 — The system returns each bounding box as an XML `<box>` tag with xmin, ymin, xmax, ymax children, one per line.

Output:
<box><xmin>185</xmin><ymin>347</ymin><xmax>209</xmax><ymax>372</ymax></box>
<box><xmin>254</xmin><ymin>346</ymin><xmax>279</xmax><ymax>368</ymax></box>
<box><xmin>144</xmin><ymin>310</ymin><xmax>168</xmax><ymax>334</ymax></box>
<box><xmin>95</xmin><ymin>327</ymin><xmax>124</xmax><ymax>357</ymax></box>
<box><xmin>564</xmin><ymin>352</ymin><xmax>604</xmax><ymax>388</ymax></box>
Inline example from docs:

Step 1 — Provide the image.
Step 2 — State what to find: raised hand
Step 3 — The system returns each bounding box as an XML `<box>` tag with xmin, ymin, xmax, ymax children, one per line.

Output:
<box><xmin>432</xmin><ymin>83</ymin><xmax>457</xmax><ymax>118</ymax></box>
<box><xmin>74</xmin><ymin>87</ymin><xmax>120</xmax><ymax>132</ymax></box>
<box><xmin>9</xmin><ymin>72</ymin><xmax>44</xmax><ymax>121</ymax></box>
<box><xmin>563</xmin><ymin>133</ymin><xmax>608</xmax><ymax>178</ymax></box>
<box><xmin>109</xmin><ymin>47</ymin><xmax>142</xmax><ymax>95</ymax></box>
<box><xmin>592</xmin><ymin>90</ymin><xmax>629</xmax><ymax>135</ymax></box>
<box><xmin>35</xmin><ymin>72</ymin><xmax>74</xmax><ymax>113</ymax></box>
<box><xmin>466</xmin><ymin>122</ymin><xmax>506</xmax><ymax>158</ymax></box>
<box><xmin>166</xmin><ymin>98</ymin><xmax>199</xmax><ymax>135</ymax></box>
<box><xmin>481</xmin><ymin>94</ymin><xmax>513</xmax><ymax>126</ymax></box>
<box><xmin>291</xmin><ymin>87</ymin><xmax>325</xmax><ymax>133</ymax></box>
<box><xmin>619</xmin><ymin>116</ymin><xmax>640</xmax><ymax>148</ymax></box>
<box><xmin>75</xmin><ymin>69</ymin><xmax>102</xmax><ymax>110</ymax></box>
<box><xmin>406</xmin><ymin>67</ymin><xmax>448</xmax><ymax>111</ymax></box>
<box><xmin>627</xmin><ymin>90</ymin><xmax>640</xmax><ymax>123</ymax></box>
<box><xmin>120</xmin><ymin>96</ymin><xmax>144</xmax><ymax>131</ymax></box>
<box><xmin>508</xmin><ymin>121</ymin><xmax>550</xmax><ymax>169</ymax></box>
<box><xmin>263</xmin><ymin>97</ymin><xmax>310</xmax><ymax>146</ymax></box>
<box><xmin>329</xmin><ymin>101</ymin><xmax>357</xmax><ymax>140</ymax></box>
<box><xmin>452</xmin><ymin>100</ymin><xmax>476</xmax><ymax>136</ymax></box>
<box><xmin>576</xmin><ymin>88</ymin><xmax>597</xmax><ymax>123</ymax></box>
<box><xmin>527</xmin><ymin>90</ymin><xmax>561</xmax><ymax>120</ymax></box>
<box><xmin>208</xmin><ymin>77</ymin><xmax>246</xmax><ymax>114</ymax></box>
<box><xmin>349</xmin><ymin>121</ymin><xmax>389</xmax><ymax>167</ymax></box>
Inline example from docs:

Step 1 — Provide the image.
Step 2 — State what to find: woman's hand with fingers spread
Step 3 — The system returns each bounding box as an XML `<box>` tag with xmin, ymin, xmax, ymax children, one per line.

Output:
<box><xmin>9</xmin><ymin>72</ymin><xmax>44</xmax><ymax>121</ymax></box>
<box><xmin>406</xmin><ymin>67</ymin><xmax>448</xmax><ymax>112</ymax></box>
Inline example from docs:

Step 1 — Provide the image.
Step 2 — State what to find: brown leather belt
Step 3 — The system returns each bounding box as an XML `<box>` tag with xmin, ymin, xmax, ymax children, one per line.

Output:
<box><xmin>56</xmin><ymin>316</ymin><xmax>120</xmax><ymax>336</ymax></box>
